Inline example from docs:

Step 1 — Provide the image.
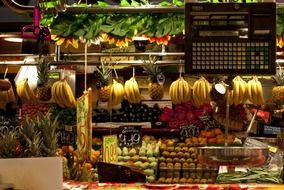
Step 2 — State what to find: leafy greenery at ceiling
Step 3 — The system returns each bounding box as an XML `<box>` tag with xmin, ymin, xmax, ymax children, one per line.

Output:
<box><xmin>42</xmin><ymin>2</ymin><xmax>284</xmax><ymax>44</ymax></box>
<box><xmin>41</xmin><ymin>1</ymin><xmax>184</xmax><ymax>43</ymax></box>
<box><xmin>277</xmin><ymin>8</ymin><xmax>284</xmax><ymax>36</ymax></box>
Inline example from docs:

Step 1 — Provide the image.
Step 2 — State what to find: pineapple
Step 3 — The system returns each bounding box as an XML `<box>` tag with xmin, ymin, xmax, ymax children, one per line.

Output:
<box><xmin>272</xmin><ymin>71</ymin><xmax>284</xmax><ymax>105</ymax></box>
<box><xmin>95</xmin><ymin>62</ymin><xmax>112</xmax><ymax>102</ymax></box>
<box><xmin>0</xmin><ymin>130</ymin><xmax>18</xmax><ymax>158</ymax></box>
<box><xmin>21</xmin><ymin>116</ymin><xmax>43</xmax><ymax>157</ymax></box>
<box><xmin>142</xmin><ymin>56</ymin><xmax>164</xmax><ymax>100</ymax></box>
<box><xmin>36</xmin><ymin>112</ymin><xmax>59</xmax><ymax>157</ymax></box>
<box><xmin>36</xmin><ymin>58</ymin><xmax>51</xmax><ymax>101</ymax></box>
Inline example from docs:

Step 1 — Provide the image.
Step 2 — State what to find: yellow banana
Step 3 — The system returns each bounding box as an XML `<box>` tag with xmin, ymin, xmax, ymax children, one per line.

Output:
<box><xmin>182</xmin><ymin>79</ymin><xmax>190</xmax><ymax>102</ymax></box>
<box><xmin>64</xmin><ymin>80</ymin><xmax>76</xmax><ymax>107</ymax></box>
<box><xmin>199</xmin><ymin>78</ymin><xmax>207</xmax><ymax>104</ymax></box>
<box><xmin>57</xmin><ymin>81</ymin><xmax>68</xmax><ymax>107</ymax></box>
<box><xmin>131</xmin><ymin>77</ymin><xmax>141</xmax><ymax>103</ymax></box>
<box><xmin>247</xmin><ymin>79</ymin><xmax>253</xmax><ymax>103</ymax></box>
<box><xmin>169</xmin><ymin>80</ymin><xmax>177</xmax><ymax>104</ymax></box>
<box><xmin>255</xmin><ymin>78</ymin><xmax>265</xmax><ymax>105</ymax></box>
<box><xmin>108</xmin><ymin>83</ymin><xmax>114</xmax><ymax>109</ymax></box>
<box><xmin>193</xmin><ymin>79</ymin><xmax>201</xmax><ymax>107</ymax></box>
<box><xmin>124</xmin><ymin>79</ymin><xmax>136</xmax><ymax>103</ymax></box>
<box><xmin>178</xmin><ymin>78</ymin><xmax>184</xmax><ymax>104</ymax></box>
<box><xmin>25</xmin><ymin>80</ymin><xmax>37</xmax><ymax>103</ymax></box>
<box><xmin>53</xmin><ymin>81</ymin><xmax>65</xmax><ymax>108</ymax></box>
<box><xmin>205</xmin><ymin>80</ymin><xmax>212</xmax><ymax>103</ymax></box>
<box><xmin>233</xmin><ymin>79</ymin><xmax>240</xmax><ymax>105</ymax></box>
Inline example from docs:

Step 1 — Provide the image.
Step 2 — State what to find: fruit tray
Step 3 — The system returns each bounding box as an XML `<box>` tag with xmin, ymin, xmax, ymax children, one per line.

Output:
<box><xmin>197</xmin><ymin>146</ymin><xmax>268</xmax><ymax>167</ymax></box>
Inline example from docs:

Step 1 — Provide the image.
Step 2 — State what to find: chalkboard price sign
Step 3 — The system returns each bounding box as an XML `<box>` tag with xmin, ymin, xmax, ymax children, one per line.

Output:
<box><xmin>58</xmin><ymin>125</ymin><xmax>76</xmax><ymax>146</ymax></box>
<box><xmin>118</xmin><ymin>126</ymin><xmax>142</xmax><ymax>148</ymax></box>
<box><xmin>0</xmin><ymin>116</ymin><xmax>21</xmax><ymax>136</ymax></box>
<box><xmin>199</xmin><ymin>114</ymin><xmax>220</xmax><ymax>130</ymax></box>
<box><xmin>180</xmin><ymin>124</ymin><xmax>199</xmax><ymax>141</ymax></box>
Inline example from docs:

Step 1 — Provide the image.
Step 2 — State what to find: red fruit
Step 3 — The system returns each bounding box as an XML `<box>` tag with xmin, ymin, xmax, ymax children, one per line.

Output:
<box><xmin>169</xmin><ymin>119</ymin><xmax>179</xmax><ymax>129</ymax></box>
<box><xmin>176</xmin><ymin>110</ymin><xmax>186</xmax><ymax>120</ymax></box>
<box><xmin>175</xmin><ymin>105</ymin><xmax>186</xmax><ymax>113</ymax></box>
<box><xmin>163</xmin><ymin>106</ymin><xmax>173</xmax><ymax>113</ymax></box>
<box><xmin>160</xmin><ymin>113</ymin><xmax>172</xmax><ymax>122</ymax></box>
<box><xmin>185</xmin><ymin>111</ymin><xmax>196</xmax><ymax>121</ymax></box>
<box><xmin>178</xmin><ymin>119</ymin><xmax>188</xmax><ymax>126</ymax></box>
<box><xmin>229</xmin><ymin>184</ymin><xmax>242</xmax><ymax>190</ymax></box>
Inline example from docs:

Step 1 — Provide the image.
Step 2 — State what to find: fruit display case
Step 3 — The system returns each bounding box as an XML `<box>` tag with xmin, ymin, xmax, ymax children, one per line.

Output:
<box><xmin>1</xmin><ymin>1</ymin><xmax>284</xmax><ymax>190</ymax></box>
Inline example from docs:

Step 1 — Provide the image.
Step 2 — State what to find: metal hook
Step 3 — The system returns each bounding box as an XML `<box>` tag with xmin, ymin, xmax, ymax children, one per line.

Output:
<box><xmin>3</xmin><ymin>66</ymin><xmax>8</xmax><ymax>79</ymax></box>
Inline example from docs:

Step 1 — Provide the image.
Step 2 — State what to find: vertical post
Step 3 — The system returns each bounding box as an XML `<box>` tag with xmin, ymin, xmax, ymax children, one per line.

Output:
<box><xmin>225</xmin><ymin>88</ymin><xmax>230</xmax><ymax>146</ymax></box>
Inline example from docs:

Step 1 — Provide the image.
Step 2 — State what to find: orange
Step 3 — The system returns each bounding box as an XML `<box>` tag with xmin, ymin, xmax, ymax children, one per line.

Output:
<box><xmin>214</xmin><ymin>128</ymin><xmax>223</xmax><ymax>136</ymax></box>
<box><xmin>200</xmin><ymin>130</ymin><xmax>207</xmax><ymax>138</ymax></box>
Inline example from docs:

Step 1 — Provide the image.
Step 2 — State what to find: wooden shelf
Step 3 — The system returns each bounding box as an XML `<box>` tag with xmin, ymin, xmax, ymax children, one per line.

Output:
<box><xmin>92</xmin><ymin>127</ymin><xmax>179</xmax><ymax>136</ymax></box>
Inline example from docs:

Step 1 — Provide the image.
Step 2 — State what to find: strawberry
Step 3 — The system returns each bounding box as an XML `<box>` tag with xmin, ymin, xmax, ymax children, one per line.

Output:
<box><xmin>169</xmin><ymin>119</ymin><xmax>179</xmax><ymax>128</ymax></box>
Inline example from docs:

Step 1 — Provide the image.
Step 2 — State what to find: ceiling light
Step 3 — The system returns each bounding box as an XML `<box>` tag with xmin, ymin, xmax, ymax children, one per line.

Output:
<box><xmin>4</xmin><ymin>37</ymin><xmax>23</xmax><ymax>43</ymax></box>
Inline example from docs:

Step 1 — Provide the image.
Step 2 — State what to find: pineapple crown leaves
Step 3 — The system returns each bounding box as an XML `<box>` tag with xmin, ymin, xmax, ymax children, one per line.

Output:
<box><xmin>272</xmin><ymin>71</ymin><xmax>284</xmax><ymax>86</ymax></box>
<box><xmin>97</xmin><ymin>61</ymin><xmax>112</xmax><ymax>80</ymax></box>
<box><xmin>37</xmin><ymin>57</ymin><xmax>50</xmax><ymax>85</ymax></box>
<box><xmin>36</xmin><ymin>112</ymin><xmax>59</xmax><ymax>157</ymax></box>
<box><xmin>0</xmin><ymin>130</ymin><xmax>18</xmax><ymax>158</ymax></box>
<box><xmin>142</xmin><ymin>56</ymin><xmax>162</xmax><ymax>82</ymax></box>
<box><xmin>20</xmin><ymin>116</ymin><xmax>44</xmax><ymax>157</ymax></box>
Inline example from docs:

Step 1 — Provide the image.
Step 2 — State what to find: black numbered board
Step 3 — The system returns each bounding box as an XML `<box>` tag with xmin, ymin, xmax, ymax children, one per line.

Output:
<box><xmin>0</xmin><ymin>116</ymin><xmax>21</xmax><ymax>136</ymax></box>
<box><xmin>58</xmin><ymin>125</ymin><xmax>76</xmax><ymax>146</ymax></box>
<box><xmin>180</xmin><ymin>124</ymin><xmax>200</xmax><ymax>141</ymax></box>
<box><xmin>118</xmin><ymin>126</ymin><xmax>142</xmax><ymax>148</ymax></box>
<box><xmin>263</xmin><ymin>125</ymin><xmax>281</xmax><ymax>135</ymax></box>
<box><xmin>199</xmin><ymin>114</ymin><xmax>222</xmax><ymax>130</ymax></box>
<box><xmin>185</xmin><ymin>3</ymin><xmax>276</xmax><ymax>74</ymax></box>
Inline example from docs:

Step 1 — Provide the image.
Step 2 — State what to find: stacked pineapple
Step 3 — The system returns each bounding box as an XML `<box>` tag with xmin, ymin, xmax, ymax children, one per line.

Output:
<box><xmin>142</xmin><ymin>56</ymin><xmax>164</xmax><ymax>101</ymax></box>
<box><xmin>0</xmin><ymin>112</ymin><xmax>59</xmax><ymax>158</ymax></box>
<box><xmin>35</xmin><ymin>58</ymin><xmax>52</xmax><ymax>101</ymax></box>
<box><xmin>95</xmin><ymin>62</ymin><xmax>112</xmax><ymax>102</ymax></box>
<box><xmin>272</xmin><ymin>71</ymin><xmax>284</xmax><ymax>105</ymax></box>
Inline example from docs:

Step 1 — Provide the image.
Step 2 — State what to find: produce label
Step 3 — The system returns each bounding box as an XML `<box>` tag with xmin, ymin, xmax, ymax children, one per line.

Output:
<box><xmin>118</xmin><ymin>126</ymin><xmax>142</xmax><ymax>147</ymax></box>
<box><xmin>76</xmin><ymin>88</ymin><xmax>92</xmax><ymax>160</ymax></box>
<box><xmin>199</xmin><ymin>114</ymin><xmax>221</xmax><ymax>130</ymax></box>
<box><xmin>59</xmin><ymin>125</ymin><xmax>76</xmax><ymax>146</ymax></box>
<box><xmin>179</xmin><ymin>124</ymin><xmax>199</xmax><ymax>141</ymax></box>
<box><xmin>0</xmin><ymin>116</ymin><xmax>21</xmax><ymax>136</ymax></box>
<box><xmin>102</xmin><ymin>135</ymin><xmax>118</xmax><ymax>163</ymax></box>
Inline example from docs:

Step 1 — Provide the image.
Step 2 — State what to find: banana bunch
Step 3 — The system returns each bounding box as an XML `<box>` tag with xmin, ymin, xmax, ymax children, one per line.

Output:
<box><xmin>247</xmin><ymin>76</ymin><xmax>265</xmax><ymax>106</ymax></box>
<box><xmin>108</xmin><ymin>79</ymin><xmax>125</xmax><ymax>109</ymax></box>
<box><xmin>124</xmin><ymin>77</ymin><xmax>141</xmax><ymax>103</ymax></box>
<box><xmin>16</xmin><ymin>79</ymin><xmax>37</xmax><ymax>103</ymax></box>
<box><xmin>0</xmin><ymin>80</ymin><xmax>16</xmax><ymax>110</ymax></box>
<box><xmin>51</xmin><ymin>79</ymin><xmax>76</xmax><ymax>108</ymax></box>
<box><xmin>169</xmin><ymin>77</ymin><xmax>192</xmax><ymax>105</ymax></box>
<box><xmin>192</xmin><ymin>77</ymin><xmax>211</xmax><ymax>107</ymax></box>
<box><xmin>232</xmin><ymin>76</ymin><xmax>248</xmax><ymax>105</ymax></box>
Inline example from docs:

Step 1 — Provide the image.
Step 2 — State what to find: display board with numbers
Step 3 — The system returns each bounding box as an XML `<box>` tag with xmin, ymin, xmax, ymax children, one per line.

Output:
<box><xmin>185</xmin><ymin>3</ymin><xmax>276</xmax><ymax>74</ymax></box>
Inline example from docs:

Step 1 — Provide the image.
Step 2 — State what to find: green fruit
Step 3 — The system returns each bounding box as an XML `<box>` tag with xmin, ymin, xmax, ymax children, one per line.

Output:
<box><xmin>122</xmin><ymin>147</ymin><xmax>129</xmax><ymax>156</ymax></box>
<box><xmin>117</xmin><ymin>147</ymin><xmax>122</xmax><ymax>156</ymax></box>
<box><xmin>134</xmin><ymin>161</ymin><xmax>143</xmax><ymax>168</ymax></box>
<box><xmin>129</xmin><ymin>148</ymin><xmax>137</xmax><ymax>156</ymax></box>
<box><xmin>149</xmin><ymin>162</ymin><xmax>157</xmax><ymax>169</ymax></box>
<box><xmin>146</xmin><ymin>176</ymin><xmax>155</xmax><ymax>183</ymax></box>
<box><xmin>144</xmin><ymin>169</ymin><xmax>154</xmax><ymax>176</ymax></box>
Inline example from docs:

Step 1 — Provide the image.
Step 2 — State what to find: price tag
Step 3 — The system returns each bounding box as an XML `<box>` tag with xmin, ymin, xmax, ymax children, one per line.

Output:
<box><xmin>179</xmin><ymin>124</ymin><xmax>199</xmax><ymax>141</ymax></box>
<box><xmin>199</xmin><ymin>114</ymin><xmax>220</xmax><ymax>130</ymax></box>
<box><xmin>263</xmin><ymin>125</ymin><xmax>281</xmax><ymax>135</ymax></box>
<box><xmin>118</xmin><ymin>126</ymin><xmax>142</xmax><ymax>148</ymax></box>
<box><xmin>0</xmin><ymin>116</ymin><xmax>21</xmax><ymax>137</ymax></box>
<box><xmin>59</xmin><ymin>125</ymin><xmax>76</xmax><ymax>146</ymax></box>
<box><xmin>103</xmin><ymin>135</ymin><xmax>118</xmax><ymax>163</ymax></box>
